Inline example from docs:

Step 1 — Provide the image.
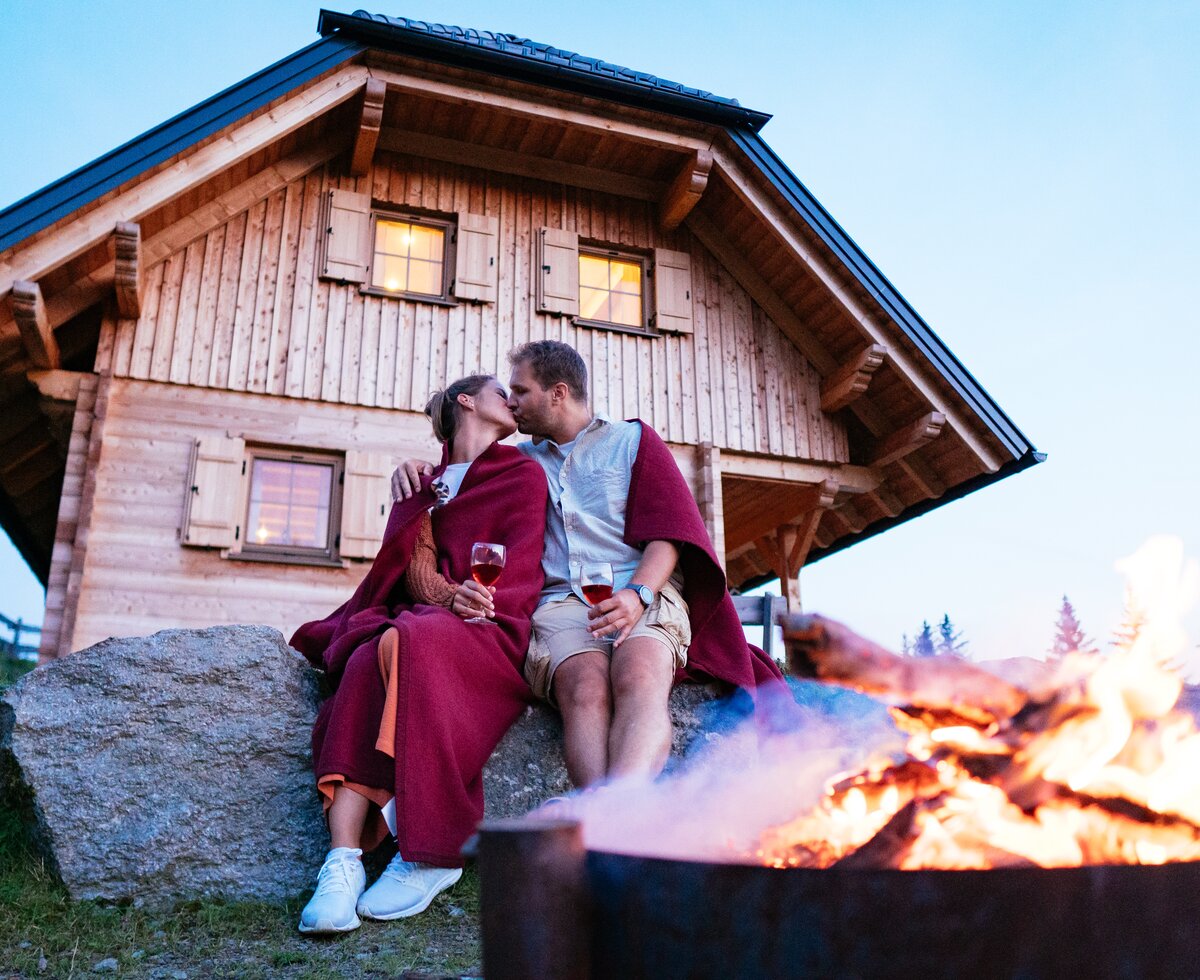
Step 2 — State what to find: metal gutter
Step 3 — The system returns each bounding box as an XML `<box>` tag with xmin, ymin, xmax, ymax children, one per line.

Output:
<box><xmin>317</xmin><ymin>9</ymin><xmax>772</xmax><ymax>132</ymax></box>
<box><xmin>726</xmin><ymin>126</ymin><xmax>1038</xmax><ymax>462</ymax></box>
<box><xmin>0</xmin><ymin>35</ymin><xmax>364</xmax><ymax>256</ymax></box>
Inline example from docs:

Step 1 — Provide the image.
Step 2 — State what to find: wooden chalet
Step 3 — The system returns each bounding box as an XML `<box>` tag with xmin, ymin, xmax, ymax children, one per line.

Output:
<box><xmin>0</xmin><ymin>11</ymin><xmax>1041</xmax><ymax>661</ymax></box>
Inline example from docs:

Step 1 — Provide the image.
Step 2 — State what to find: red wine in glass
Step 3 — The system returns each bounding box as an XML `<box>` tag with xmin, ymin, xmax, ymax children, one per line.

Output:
<box><xmin>580</xmin><ymin>561</ymin><xmax>617</xmax><ymax>639</ymax></box>
<box><xmin>467</xmin><ymin>542</ymin><xmax>506</xmax><ymax>624</ymax></box>
<box><xmin>581</xmin><ymin>582</ymin><xmax>613</xmax><ymax>605</ymax></box>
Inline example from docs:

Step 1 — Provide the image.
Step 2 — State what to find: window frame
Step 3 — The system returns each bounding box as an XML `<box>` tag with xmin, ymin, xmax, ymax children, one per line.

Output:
<box><xmin>362</xmin><ymin>209</ymin><xmax>457</xmax><ymax>304</ymax></box>
<box><xmin>236</xmin><ymin>446</ymin><xmax>345</xmax><ymax>566</ymax></box>
<box><xmin>573</xmin><ymin>243</ymin><xmax>656</xmax><ymax>336</ymax></box>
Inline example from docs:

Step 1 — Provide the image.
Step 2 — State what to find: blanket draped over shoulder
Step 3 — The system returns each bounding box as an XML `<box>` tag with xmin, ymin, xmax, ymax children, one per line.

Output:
<box><xmin>291</xmin><ymin>442</ymin><xmax>547</xmax><ymax>866</ymax></box>
<box><xmin>625</xmin><ymin>421</ymin><xmax>785</xmax><ymax>693</ymax></box>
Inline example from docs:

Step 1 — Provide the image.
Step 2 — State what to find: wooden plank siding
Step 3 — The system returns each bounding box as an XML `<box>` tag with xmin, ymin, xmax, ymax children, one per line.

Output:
<box><xmin>110</xmin><ymin>151</ymin><xmax>847</xmax><ymax>462</ymax></box>
<box><xmin>60</xmin><ymin>378</ymin><xmax>443</xmax><ymax>656</ymax></box>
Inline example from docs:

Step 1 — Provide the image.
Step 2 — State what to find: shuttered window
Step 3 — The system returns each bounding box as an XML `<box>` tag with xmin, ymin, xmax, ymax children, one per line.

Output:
<box><xmin>239</xmin><ymin>448</ymin><xmax>343</xmax><ymax>562</ymax></box>
<box><xmin>369</xmin><ymin>216</ymin><xmax>451</xmax><ymax>299</ymax></box>
<box><xmin>578</xmin><ymin>250</ymin><xmax>646</xmax><ymax>329</ymax></box>
<box><xmin>320</xmin><ymin>190</ymin><xmax>372</xmax><ymax>284</ymax></box>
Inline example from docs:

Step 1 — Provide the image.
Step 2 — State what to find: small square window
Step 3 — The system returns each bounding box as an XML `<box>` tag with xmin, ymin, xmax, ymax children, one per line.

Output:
<box><xmin>369</xmin><ymin>215</ymin><xmax>451</xmax><ymax>300</ymax></box>
<box><xmin>241</xmin><ymin>448</ymin><xmax>343</xmax><ymax>561</ymax></box>
<box><xmin>577</xmin><ymin>249</ymin><xmax>649</xmax><ymax>332</ymax></box>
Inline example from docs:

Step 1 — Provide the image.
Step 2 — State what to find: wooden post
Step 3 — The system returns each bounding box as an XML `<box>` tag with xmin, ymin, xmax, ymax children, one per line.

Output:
<box><xmin>349</xmin><ymin>78</ymin><xmax>386</xmax><ymax>176</ymax></box>
<box><xmin>660</xmin><ymin>148</ymin><xmax>712</xmax><ymax>231</ymax></box>
<box><xmin>694</xmin><ymin>441</ymin><xmax>725</xmax><ymax>570</ymax></box>
<box><xmin>113</xmin><ymin>222</ymin><xmax>143</xmax><ymax>318</ymax></box>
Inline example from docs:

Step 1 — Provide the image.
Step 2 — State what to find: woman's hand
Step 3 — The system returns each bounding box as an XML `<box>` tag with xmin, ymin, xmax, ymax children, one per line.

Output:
<box><xmin>450</xmin><ymin>581</ymin><xmax>496</xmax><ymax>620</ymax></box>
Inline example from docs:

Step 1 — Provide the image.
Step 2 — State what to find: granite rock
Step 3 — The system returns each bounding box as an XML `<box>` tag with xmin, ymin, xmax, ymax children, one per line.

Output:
<box><xmin>1</xmin><ymin>625</ymin><xmax>733</xmax><ymax>904</ymax></box>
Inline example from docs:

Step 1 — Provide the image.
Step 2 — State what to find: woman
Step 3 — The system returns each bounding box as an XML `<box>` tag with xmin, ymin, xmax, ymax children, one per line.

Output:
<box><xmin>290</xmin><ymin>374</ymin><xmax>547</xmax><ymax>934</ymax></box>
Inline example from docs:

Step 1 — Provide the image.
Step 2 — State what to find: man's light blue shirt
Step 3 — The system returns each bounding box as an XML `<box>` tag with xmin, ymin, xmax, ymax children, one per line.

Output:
<box><xmin>517</xmin><ymin>415</ymin><xmax>643</xmax><ymax>604</ymax></box>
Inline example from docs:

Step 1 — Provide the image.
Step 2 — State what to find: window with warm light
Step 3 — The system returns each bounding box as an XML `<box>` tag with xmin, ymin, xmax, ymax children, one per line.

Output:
<box><xmin>242</xmin><ymin>449</ymin><xmax>342</xmax><ymax>561</ymax></box>
<box><xmin>369</xmin><ymin>215</ymin><xmax>450</xmax><ymax>299</ymax></box>
<box><xmin>578</xmin><ymin>249</ymin><xmax>647</xmax><ymax>330</ymax></box>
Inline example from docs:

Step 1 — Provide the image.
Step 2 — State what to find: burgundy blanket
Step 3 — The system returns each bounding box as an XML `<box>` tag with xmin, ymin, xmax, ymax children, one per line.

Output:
<box><xmin>625</xmin><ymin>422</ymin><xmax>785</xmax><ymax>693</ymax></box>
<box><xmin>290</xmin><ymin>442</ymin><xmax>547</xmax><ymax>866</ymax></box>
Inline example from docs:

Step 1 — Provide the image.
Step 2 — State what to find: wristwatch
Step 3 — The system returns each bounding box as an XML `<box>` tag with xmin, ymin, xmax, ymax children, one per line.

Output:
<box><xmin>626</xmin><ymin>583</ymin><xmax>655</xmax><ymax>608</ymax></box>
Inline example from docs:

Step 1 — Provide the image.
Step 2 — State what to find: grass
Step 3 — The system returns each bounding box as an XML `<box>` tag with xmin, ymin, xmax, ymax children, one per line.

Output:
<box><xmin>0</xmin><ymin>797</ymin><xmax>482</xmax><ymax>979</ymax></box>
<box><xmin>0</xmin><ymin>656</ymin><xmax>35</xmax><ymax>690</ymax></box>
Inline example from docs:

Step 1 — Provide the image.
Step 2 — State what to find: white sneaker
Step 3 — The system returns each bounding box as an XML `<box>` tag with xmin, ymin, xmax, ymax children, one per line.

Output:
<box><xmin>298</xmin><ymin>847</ymin><xmax>366</xmax><ymax>934</ymax></box>
<box><xmin>356</xmin><ymin>853</ymin><xmax>463</xmax><ymax>921</ymax></box>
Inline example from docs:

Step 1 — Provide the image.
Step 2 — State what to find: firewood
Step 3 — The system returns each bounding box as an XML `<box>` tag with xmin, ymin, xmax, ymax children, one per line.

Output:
<box><xmin>781</xmin><ymin>614</ymin><xmax>1028</xmax><ymax>727</ymax></box>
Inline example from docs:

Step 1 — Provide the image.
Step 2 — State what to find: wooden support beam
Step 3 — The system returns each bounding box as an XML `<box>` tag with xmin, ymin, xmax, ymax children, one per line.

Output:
<box><xmin>865</xmin><ymin>485</ymin><xmax>905</xmax><ymax>519</ymax></box>
<box><xmin>898</xmin><ymin>457</ymin><xmax>946</xmax><ymax>499</ymax></box>
<box><xmin>865</xmin><ymin>411</ymin><xmax>946</xmax><ymax>467</ymax></box>
<box><xmin>349</xmin><ymin>78</ymin><xmax>386</xmax><ymax>176</ymax></box>
<box><xmin>820</xmin><ymin>343</ymin><xmax>886</xmax><ymax>413</ymax></box>
<box><xmin>660</xmin><ymin>148</ymin><xmax>712</xmax><ymax>231</ymax></box>
<box><xmin>371</xmin><ymin>67</ymin><xmax>712</xmax><ymax>154</ymax></box>
<box><xmin>787</xmin><ymin>477</ymin><xmax>839</xmax><ymax>571</ymax></box>
<box><xmin>11</xmin><ymin>281</ymin><xmax>60</xmax><ymax>369</ymax></box>
<box><xmin>694</xmin><ymin>441</ymin><xmax>725</xmax><ymax>569</ymax></box>
<box><xmin>26</xmin><ymin>369</ymin><xmax>85</xmax><ymax>403</ymax></box>
<box><xmin>113</xmin><ymin>222</ymin><xmax>143</xmax><ymax>318</ymax></box>
<box><xmin>717</xmin><ymin>451</ymin><xmax>879</xmax><ymax>494</ymax></box>
<box><xmin>377</xmin><ymin>128</ymin><xmax>662</xmax><ymax>201</ymax></box>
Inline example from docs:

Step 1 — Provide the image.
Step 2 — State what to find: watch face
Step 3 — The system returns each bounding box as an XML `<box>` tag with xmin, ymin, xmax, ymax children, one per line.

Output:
<box><xmin>637</xmin><ymin>586</ymin><xmax>654</xmax><ymax>606</ymax></box>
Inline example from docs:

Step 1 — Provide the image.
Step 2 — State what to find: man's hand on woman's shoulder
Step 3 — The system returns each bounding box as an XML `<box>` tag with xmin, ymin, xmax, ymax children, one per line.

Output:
<box><xmin>391</xmin><ymin>459</ymin><xmax>435</xmax><ymax>501</ymax></box>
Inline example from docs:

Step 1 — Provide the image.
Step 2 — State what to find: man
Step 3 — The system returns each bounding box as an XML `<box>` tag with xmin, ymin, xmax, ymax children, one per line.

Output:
<box><xmin>394</xmin><ymin>340</ymin><xmax>783</xmax><ymax>786</ymax></box>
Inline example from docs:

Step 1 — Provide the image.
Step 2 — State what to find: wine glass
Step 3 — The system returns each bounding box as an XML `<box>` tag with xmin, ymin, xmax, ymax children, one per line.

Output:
<box><xmin>580</xmin><ymin>561</ymin><xmax>616</xmax><ymax>639</ymax></box>
<box><xmin>467</xmin><ymin>542</ymin><xmax>506</xmax><ymax>625</ymax></box>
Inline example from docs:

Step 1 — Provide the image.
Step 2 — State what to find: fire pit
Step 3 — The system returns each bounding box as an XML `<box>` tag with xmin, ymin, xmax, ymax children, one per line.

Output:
<box><xmin>477</xmin><ymin>541</ymin><xmax>1200</xmax><ymax>978</ymax></box>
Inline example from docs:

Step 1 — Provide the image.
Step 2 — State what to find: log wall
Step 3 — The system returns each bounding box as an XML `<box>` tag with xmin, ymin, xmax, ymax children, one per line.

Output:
<box><xmin>95</xmin><ymin>151</ymin><xmax>848</xmax><ymax>463</ymax></box>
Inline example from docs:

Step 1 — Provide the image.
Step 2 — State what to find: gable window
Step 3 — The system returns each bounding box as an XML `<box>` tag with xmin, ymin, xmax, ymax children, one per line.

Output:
<box><xmin>369</xmin><ymin>215</ymin><xmax>451</xmax><ymax>300</ymax></box>
<box><xmin>578</xmin><ymin>249</ymin><xmax>646</xmax><ymax>330</ymax></box>
<box><xmin>242</xmin><ymin>449</ymin><xmax>343</xmax><ymax>561</ymax></box>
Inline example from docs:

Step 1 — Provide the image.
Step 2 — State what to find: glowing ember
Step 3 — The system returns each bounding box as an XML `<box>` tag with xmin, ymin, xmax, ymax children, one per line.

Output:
<box><xmin>760</xmin><ymin>537</ymin><xmax>1200</xmax><ymax>870</ymax></box>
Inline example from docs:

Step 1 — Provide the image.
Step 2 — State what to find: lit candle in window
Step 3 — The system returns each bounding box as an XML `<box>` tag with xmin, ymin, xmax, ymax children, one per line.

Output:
<box><xmin>256</xmin><ymin>524</ymin><xmax>271</xmax><ymax>543</ymax></box>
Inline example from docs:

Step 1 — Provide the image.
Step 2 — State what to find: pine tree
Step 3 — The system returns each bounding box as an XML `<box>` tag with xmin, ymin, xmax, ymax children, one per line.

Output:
<box><xmin>936</xmin><ymin>614</ymin><xmax>968</xmax><ymax>657</ymax></box>
<box><xmin>912</xmin><ymin>621</ymin><xmax>936</xmax><ymax>658</ymax></box>
<box><xmin>1049</xmin><ymin>595</ymin><xmax>1097</xmax><ymax>658</ymax></box>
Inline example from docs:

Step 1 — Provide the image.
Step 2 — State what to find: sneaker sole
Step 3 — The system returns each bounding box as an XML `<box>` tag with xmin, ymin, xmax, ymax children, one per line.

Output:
<box><xmin>298</xmin><ymin>913</ymin><xmax>362</xmax><ymax>935</ymax></box>
<box><xmin>357</xmin><ymin>868</ymin><xmax>463</xmax><ymax>921</ymax></box>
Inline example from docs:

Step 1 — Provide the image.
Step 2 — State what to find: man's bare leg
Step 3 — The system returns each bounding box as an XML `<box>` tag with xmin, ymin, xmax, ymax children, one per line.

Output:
<box><xmin>552</xmin><ymin>650</ymin><xmax>613</xmax><ymax>787</ymax></box>
<box><xmin>608</xmin><ymin>637</ymin><xmax>675</xmax><ymax>781</ymax></box>
<box><xmin>328</xmin><ymin>785</ymin><xmax>371</xmax><ymax>850</ymax></box>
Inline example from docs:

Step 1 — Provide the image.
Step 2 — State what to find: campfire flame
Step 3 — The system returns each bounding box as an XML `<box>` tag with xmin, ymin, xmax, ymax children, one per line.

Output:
<box><xmin>757</xmin><ymin>537</ymin><xmax>1200</xmax><ymax>870</ymax></box>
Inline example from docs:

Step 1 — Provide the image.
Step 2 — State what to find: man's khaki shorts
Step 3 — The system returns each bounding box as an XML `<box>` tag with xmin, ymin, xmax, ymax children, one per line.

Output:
<box><xmin>523</xmin><ymin>581</ymin><xmax>691</xmax><ymax>704</ymax></box>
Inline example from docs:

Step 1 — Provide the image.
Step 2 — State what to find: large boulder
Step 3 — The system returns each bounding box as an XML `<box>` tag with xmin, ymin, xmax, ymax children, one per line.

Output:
<box><xmin>1</xmin><ymin>625</ymin><xmax>730</xmax><ymax>906</ymax></box>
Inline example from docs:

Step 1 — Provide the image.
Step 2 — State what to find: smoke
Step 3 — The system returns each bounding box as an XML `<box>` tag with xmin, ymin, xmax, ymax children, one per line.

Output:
<box><xmin>555</xmin><ymin>679</ymin><xmax>904</xmax><ymax>862</ymax></box>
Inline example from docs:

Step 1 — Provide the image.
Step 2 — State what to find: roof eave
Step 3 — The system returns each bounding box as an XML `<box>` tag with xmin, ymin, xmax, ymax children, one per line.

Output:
<box><xmin>0</xmin><ymin>35</ymin><xmax>364</xmax><ymax>256</ymax></box>
<box><xmin>726</xmin><ymin>126</ymin><xmax>1038</xmax><ymax>464</ymax></box>
<box><xmin>317</xmin><ymin>9</ymin><xmax>772</xmax><ymax>133</ymax></box>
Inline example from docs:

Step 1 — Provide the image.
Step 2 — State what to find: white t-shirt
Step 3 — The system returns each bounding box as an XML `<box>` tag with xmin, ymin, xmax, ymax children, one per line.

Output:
<box><xmin>437</xmin><ymin>462</ymin><xmax>471</xmax><ymax>501</ymax></box>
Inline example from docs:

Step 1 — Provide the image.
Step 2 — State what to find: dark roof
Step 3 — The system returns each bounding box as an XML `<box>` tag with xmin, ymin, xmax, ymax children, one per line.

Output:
<box><xmin>317</xmin><ymin>9</ymin><xmax>772</xmax><ymax>131</ymax></box>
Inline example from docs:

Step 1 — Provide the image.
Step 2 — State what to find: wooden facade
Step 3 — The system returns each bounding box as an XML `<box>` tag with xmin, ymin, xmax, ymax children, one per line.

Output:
<box><xmin>0</xmin><ymin>13</ymin><xmax>1039</xmax><ymax>660</ymax></box>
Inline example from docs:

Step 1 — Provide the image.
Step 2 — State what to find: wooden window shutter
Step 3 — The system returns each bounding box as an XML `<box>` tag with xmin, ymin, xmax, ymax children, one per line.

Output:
<box><xmin>537</xmin><ymin>228</ymin><xmax>579</xmax><ymax>316</ymax></box>
<box><xmin>320</xmin><ymin>189</ymin><xmax>371</xmax><ymax>283</ymax></box>
<box><xmin>453</xmin><ymin>212</ymin><xmax>499</xmax><ymax>303</ymax></box>
<box><xmin>653</xmin><ymin>248</ymin><xmax>694</xmax><ymax>334</ymax></box>
<box><xmin>182</xmin><ymin>436</ymin><xmax>245</xmax><ymax>548</ymax></box>
<box><xmin>340</xmin><ymin>451</ymin><xmax>393</xmax><ymax>559</ymax></box>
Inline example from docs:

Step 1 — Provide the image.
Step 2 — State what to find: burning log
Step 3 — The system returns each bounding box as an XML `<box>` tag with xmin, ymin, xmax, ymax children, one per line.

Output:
<box><xmin>781</xmin><ymin>613</ymin><xmax>1028</xmax><ymax>726</ymax></box>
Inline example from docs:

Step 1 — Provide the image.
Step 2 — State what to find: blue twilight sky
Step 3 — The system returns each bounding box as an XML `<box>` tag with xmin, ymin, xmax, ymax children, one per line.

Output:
<box><xmin>1</xmin><ymin>1</ymin><xmax>1197</xmax><ymax>662</ymax></box>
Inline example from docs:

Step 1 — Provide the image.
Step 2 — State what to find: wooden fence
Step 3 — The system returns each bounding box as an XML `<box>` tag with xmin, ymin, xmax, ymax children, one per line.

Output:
<box><xmin>0</xmin><ymin>612</ymin><xmax>40</xmax><ymax>662</ymax></box>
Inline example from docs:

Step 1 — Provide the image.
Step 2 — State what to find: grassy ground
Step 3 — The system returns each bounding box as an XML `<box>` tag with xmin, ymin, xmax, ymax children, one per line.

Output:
<box><xmin>0</xmin><ymin>799</ymin><xmax>482</xmax><ymax>979</ymax></box>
